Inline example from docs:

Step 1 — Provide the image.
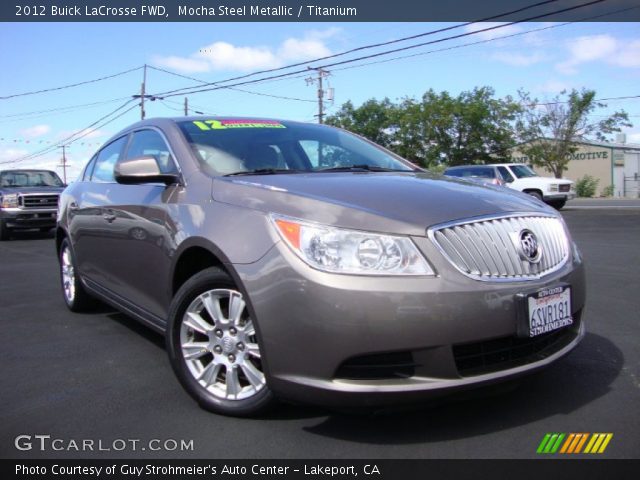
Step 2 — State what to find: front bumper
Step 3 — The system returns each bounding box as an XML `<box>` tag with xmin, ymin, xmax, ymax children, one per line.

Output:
<box><xmin>1</xmin><ymin>208</ymin><xmax>57</xmax><ymax>229</ymax></box>
<box><xmin>544</xmin><ymin>192</ymin><xmax>576</xmax><ymax>202</ymax></box>
<box><xmin>233</xmin><ymin>239</ymin><xmax>586</xmax><ymax>407</ymax></box>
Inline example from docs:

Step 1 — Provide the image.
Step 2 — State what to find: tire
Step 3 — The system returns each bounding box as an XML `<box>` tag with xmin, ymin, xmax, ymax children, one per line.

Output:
<box><xmin>166</xmin><ymin>267</ymin><xmax>274</xmax><ymax>416</ymax></box>
<box><xmin>59</xmin><ymin>238</ymin><xmax>96</xmax><ymax>312</ymax></box>
<box><xmin>526</xmin><ymin>190</ymin><xmax>543</xmax><ymax>201</ymax></box>
<box><xmin>549</xmin><ymin>200</ymin><xmax>566</xmax><ymax>210</ymax></box>
<box><xmin>0</xmin><ymin>220</ymin><xmax>9</xmax><ymax>241</ymax></box>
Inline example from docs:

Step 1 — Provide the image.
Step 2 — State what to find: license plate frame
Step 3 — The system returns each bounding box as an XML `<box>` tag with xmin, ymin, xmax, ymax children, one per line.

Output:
<box><xmin>516</xmin><ymin>284</ymin><xmax>573</xmax><ymax>338</ymax></box>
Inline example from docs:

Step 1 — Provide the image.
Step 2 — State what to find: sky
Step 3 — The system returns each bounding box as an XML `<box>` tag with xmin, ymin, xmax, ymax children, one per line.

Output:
<box><xmin>1</xmin><ymin>20</ymin><xmax>639</xmax><ymax>181</ymax></box>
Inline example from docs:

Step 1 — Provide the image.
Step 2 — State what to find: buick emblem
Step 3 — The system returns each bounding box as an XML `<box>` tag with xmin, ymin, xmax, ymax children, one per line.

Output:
<box><xmin>518</xmin><ymin>229</ymin><xmax>542</xmax><ymax>263</ymax></box>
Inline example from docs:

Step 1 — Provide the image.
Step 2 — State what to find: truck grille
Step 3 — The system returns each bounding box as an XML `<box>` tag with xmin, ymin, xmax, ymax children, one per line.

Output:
<box><xmin>559</xmin><ymin>184</ymin><xmax>571</xmax><ymax>192</ymax></box>
<box><xmin>20</xmin><ymin>194</ymin><xmax>59</xmax><ymax>209</ymax></box>
<box><xmin>429</xmin><ymin>214</ymin><xmax>570</xmax><ymax>281</ymax></box>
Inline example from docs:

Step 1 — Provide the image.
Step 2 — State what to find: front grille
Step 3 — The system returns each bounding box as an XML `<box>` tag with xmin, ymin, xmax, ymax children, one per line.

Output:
<box><xmin>20</xmin><ymin>194</ymin><xmax>59</xmax><ymax>209</ymax></box>
<box><xmin>559</xmin><ymin>184</ymin><xmax>571</xmax><ymax>192</ymax></box>
<box><xmin>335</xmin><ymin>351</ymin><xmax>417</xmax><ymax>380</ymax></box>
<box><xmin>430</xmin><ymin>214</ymin><xmax>569</xmax><ymax>281</ymax></box>
<box><xmin>453</xmin><ymin>316</ymin><xmax>580</xmax><ymax>377</ymax></box>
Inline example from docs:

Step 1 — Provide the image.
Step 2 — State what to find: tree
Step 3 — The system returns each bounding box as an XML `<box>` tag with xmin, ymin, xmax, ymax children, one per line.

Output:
<box><xmin>515</xmin><ymin>89</ymin><xmax>632</xmax><ymax>178</ymax></box>
<box><xmin>325</xmin><ymin>98</ymin><xmax>396</xmax><ymax>149</ymax></box>
<box><xmin>326</xmin><ymin>87</ymin><xmax>520</xmax><ymax>168</ymax></box>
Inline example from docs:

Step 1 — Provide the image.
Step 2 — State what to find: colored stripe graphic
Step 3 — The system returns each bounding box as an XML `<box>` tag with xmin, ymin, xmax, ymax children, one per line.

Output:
<box><xmin>537</xmin><ymin>433</ymin><xmax>565</xmax><ymax>454</ymax></box>
<box><xmin>541</xmin><ymin>433</ymin><xmax>614</xmax><ymax>454</ymax></box>
<box><xmin>584</xmin><ymin>433</ymin><xmax>613</xmax><ymax>454</ymax></box>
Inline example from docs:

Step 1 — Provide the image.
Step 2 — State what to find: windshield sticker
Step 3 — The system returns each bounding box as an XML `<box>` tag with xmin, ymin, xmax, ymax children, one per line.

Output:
<box><xmin>193</xmin><ymin>119</ymin><xmax>286</xmax><ymax>131</ymax></box>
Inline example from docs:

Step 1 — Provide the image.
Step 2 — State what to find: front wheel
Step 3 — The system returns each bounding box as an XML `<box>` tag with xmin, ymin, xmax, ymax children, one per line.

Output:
<box><xmin>59</xmin><ymin>238</ymin><xmax>96</xmax><ymax>311</ymax></box>
<box><xmin>166</xmin><ymin>267</ymin><xmax>274</xmax><ymax>416</ymax></box>
<box><xmin>549</xmin><ymin>200</ymin><xmax>566</xmax><ymax>210</ymax></box>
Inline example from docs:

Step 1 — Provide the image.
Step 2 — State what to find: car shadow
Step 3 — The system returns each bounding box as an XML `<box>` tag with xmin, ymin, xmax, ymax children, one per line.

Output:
<box><xmin>6</xmin><ymin>229</ymin><xmax>55</xmax><ymax>240</ymax></box>
<box><xmin>301</xmin><ymin>332</ymin><xmax>623</xmax><ymax>443</ymax></box>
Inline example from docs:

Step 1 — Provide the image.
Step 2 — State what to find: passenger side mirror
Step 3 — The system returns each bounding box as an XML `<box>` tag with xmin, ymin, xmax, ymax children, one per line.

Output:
<box><xmin>114</xmin><ymin>156</ymin><xmax>179</xmax><ymax>186</ymax></box>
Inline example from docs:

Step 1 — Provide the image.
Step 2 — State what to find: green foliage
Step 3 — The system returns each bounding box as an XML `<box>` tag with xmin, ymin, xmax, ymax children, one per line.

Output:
<box><xmin>515</xmin><ymin>89</ymin><xmax>632</xmax><ymax>178</ymax></box>
<box><xmin>325</xmin><ymin>87</ymin><xmax>520</xmax><ymax>168</ymax></box>
<box><xmin>602</xmin><ymin>184</ymin><xmax>614</xmax><ymax>197</ymax></box>
<box><xmin>575</xmin><ymin>175</ymin><xmax>599</xmax><ymax>198</ymax></box>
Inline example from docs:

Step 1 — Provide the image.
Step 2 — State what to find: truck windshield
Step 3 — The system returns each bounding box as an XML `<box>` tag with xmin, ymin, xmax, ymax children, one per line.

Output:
<box><xmin>177</xmin><ymin>119</ymin><xmax>414</xmax><ymax>176</ymax></box>
<box><xmin>510</xmin><ymin>165</ymin><xmax>538</xmax><ymax>179</ymax></box>
<box><xmin>0</xmin><ymin>171</ymin><xmax>64</xmax><ymax>187</ymax></box>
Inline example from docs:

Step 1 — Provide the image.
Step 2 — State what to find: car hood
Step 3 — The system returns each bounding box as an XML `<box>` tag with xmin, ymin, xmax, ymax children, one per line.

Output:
<box><xmin>0</xmin><ymin>186</ymin><xmax>64</xmax><ymax>195</ymax></box>
<box><xmin>212</xmin><ymin>172</ymin><xmax>554</xmax><ymax>236</ymax></box>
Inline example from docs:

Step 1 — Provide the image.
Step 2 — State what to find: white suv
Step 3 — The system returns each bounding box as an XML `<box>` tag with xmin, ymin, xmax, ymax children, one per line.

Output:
<box><xmin>487</xmin><ymin>164</ymin><xmax>575</xmax><ymax>210</ymax></box>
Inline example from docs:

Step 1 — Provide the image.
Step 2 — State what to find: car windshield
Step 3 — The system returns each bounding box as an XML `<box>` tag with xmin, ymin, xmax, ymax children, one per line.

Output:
<box><xmin>0</xmin><ymin>170</ymin><xmax>64</xmax><ymax>187</ymax></box>
<box><xmin>446</xmin><ymin>167</ymin><xmax>495</xmax><ymax>179</ymax></box>
<box><xmin>510</xmin><ymin>164</ymin><xmax>538</xmax><ymax>179</ymax></box>
<box><xmin>177</xmin><ymin>119</ymin><xmax>414</xmax><ymax>176</ymax></box>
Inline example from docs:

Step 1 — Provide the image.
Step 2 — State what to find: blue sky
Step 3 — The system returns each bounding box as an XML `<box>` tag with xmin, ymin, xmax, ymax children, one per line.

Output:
<box><xmin>1</xmin><ymin>21</ymin><xmax>639</xmax><ymax>180</ymax></box>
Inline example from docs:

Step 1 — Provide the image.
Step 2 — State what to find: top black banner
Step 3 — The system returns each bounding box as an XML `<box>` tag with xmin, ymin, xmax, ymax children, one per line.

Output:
<box><xmin>4</xmin><ymin>0</ymin><xmax>640</xmax><ymax>22</ymax></box>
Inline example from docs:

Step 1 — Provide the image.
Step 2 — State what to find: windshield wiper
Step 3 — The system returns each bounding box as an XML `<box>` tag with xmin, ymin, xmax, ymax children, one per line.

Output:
<box><xmin>225</xmin><ymin>168</ymin><xmax>305</xmax><ymax>177</ymax></box>
<box><xmin>316</xmin><ymin>164</ymin><xmax>412</xmax><ymax>173</ymax></box>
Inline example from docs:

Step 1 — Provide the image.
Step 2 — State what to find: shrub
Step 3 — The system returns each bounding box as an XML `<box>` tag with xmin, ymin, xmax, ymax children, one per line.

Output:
<box><xmin>575</xmin><ymin>175</ymin><xmax>599</xmax><ymax>198</ymax></box>
<box><xmin>602</xmin><ymin>184</ymin><xmax>614</xmax><ymax>197</ymax></box>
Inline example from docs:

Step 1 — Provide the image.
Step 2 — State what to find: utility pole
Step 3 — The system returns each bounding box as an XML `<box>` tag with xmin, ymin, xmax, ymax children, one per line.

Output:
<box><xmin>306</xmin><ymin>67</ymin><xmax>330</xmax><ymax>124</ymax></box>
<box><xmin>57</xmin><ymin>145</ymin><xmax>69</xmax><ymax>184</ymax></box>
<box><xmin>184</xmin><ymin>97</ymin><xmax>188</xmax><ymax>116</ymax></box>
<box><xmin>140</xmin><ymin>64</ymin><xmax>147</xmax><ymax>120</ymax></box>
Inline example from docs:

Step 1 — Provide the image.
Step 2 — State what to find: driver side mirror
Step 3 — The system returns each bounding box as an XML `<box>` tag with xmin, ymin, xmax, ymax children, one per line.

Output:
<box><xmin>115</xmin><ymin>156</ymin><xmax>179</xmax><ymax>186</ymax></box>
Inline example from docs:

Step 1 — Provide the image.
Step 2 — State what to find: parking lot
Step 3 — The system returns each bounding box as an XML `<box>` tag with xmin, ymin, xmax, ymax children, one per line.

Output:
<box><xmin>1</xmin><ymin>206</ymin><xmax>639</xmax><ymax>459</ymax></box>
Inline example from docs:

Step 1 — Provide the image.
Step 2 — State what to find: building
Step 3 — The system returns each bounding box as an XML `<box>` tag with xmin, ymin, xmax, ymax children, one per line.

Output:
<box><xmin>510</xmin><ymin>135</ymin><xmax>640</xmax><ymax>198</ymax></box>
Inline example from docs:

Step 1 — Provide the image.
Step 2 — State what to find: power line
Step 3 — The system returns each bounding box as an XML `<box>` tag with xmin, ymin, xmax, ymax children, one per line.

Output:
<box><xmin>155</xmin><ymin>0</ymin><xmax>609</xmax><ymax>100</ymax></box>
<box><xmin>0</xmin><ymin>96</ymin><xmax>131</xmax><ymax>121</ymax></box>
<box><xmin>147</xmin><ymin>65</ymin><xmax>316</xmax><ymax>103</ymax></box>
<box><xmin>154</xmin><ymin>0</ymin><xmax>566</xmax><ymax>98</ymax></box>
<box><xmin>0</xmin><ymin>66</ymin><xmax>143</xmax><ymax>100</ymax></box>
<box><xmin>3</xmin><ymin>99</ymin><xmax>138</xmax><ymax>165</ymax></box>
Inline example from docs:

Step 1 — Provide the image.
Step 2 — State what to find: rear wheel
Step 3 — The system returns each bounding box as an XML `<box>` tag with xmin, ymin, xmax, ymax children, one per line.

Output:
<box><xmin>59</xmin><ymin>238</ymin><xmax>96</xmax><ymax>311</ymax></box>
<box><xmin>167</xmin><ymin>267</ymin><xmax>274</xmax><ymax>416</ymax></box>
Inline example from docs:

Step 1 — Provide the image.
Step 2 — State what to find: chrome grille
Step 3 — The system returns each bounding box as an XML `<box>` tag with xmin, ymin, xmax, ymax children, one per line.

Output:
<box><xmin>20</xmin><ymin>194</ymin><xmax>59</xmax><ymax>209</ymax></box>
<box><xmin>429</xmin><ymin>214</ymin><xmax>570</xmax><ymax>281</ymax></box>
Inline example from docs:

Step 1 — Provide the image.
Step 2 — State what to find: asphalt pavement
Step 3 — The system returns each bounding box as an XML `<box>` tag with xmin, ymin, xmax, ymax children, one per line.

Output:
<box><xmin>1</xmin><ymin>208</ymin><xmax>639</xmax><ymax>459</ymax></box>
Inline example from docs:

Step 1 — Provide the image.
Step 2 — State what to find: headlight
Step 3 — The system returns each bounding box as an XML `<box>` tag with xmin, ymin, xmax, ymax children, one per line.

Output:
<box><xmin>271</xmin><ymin>214</ymin><xmax>435</xmax><ymax>276</ymax></box>
<box><xmin>549</xmin><ymin>184</ymin><xmax>559</xmax><ymax>192</ymax></box>
<box><xmin>0</xmin><ymin>193</ymin><xmax>19</xmax><ymax>208</ymax></box>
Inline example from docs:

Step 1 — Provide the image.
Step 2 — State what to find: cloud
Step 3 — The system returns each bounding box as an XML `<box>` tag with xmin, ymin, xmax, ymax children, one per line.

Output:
<box><xmin>57</xmin><ymin>128</ymin><xmax>106</xmax><ymax>141</ymax></box>
<box><xmin>490</xmin><ymin>51</ymin><xmax>546</xmax><ymax>67</ymax></box>
<box><xmin>0</xmin><ymin>148</ymin><xmax>29</xmax><ymax>161</ymax></box>
<box><xmin>556</xmin><ymin>34</ymin><xmax>639</xmax><ymax>74</ymax></box>
<box><xmin>464</xmin><ymin>22</ymin><xmax>523</xmax><ymax>42</ymax></box>
<box><xmin>535</xmin><ymin>80</ymin><xmax>573</xmax><ymax>94</ymax></box>
<box><xmin>152</xmin><ymin>29</ymin><xmax>339</xmax><ymax>73</ymax></box>
<box><xmin>19</xmin><ymin>124</ymin><xmax>51</xmax><ymax>138</ymax></box>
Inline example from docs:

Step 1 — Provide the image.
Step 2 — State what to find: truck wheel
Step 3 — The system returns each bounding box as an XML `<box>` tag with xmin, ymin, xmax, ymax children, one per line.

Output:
<box><xmin>59</xmin><ymin>238</ymin><xmax>96</xmax><ymax>311</ymax></box>
<box><xmin>0</xmin><ymin>220</ymin><xmax>9</xmax><ymax>241</ymax></box>
<box><xmin>526</xmin><ymin>191</ymin><xmax>543</xmax><ymax>201</ymax></box>
<box><xmin>166</xmin><ymin>267</ymin><xmax>274</xmax><ymax>416</ymax></box>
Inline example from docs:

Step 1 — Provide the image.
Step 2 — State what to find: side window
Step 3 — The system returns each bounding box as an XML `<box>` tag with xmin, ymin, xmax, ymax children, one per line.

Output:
<box><xmin>125</xmin><ymin>129</ymin><xmax>177</xmax><ymax>174</ymax></box>
<box><xmin>82</xmin><ymin>155</ymin><xmax>97</xmax><ymax>181</ymax></box>
<box><xmin>497</xmin><ymin>166</ymin><xmax>515</xmax><ymax>183</ymax></box>
<box><xmin>91</xmin><ymin>136</ymin><xmax>127</xmax><ymax>183</ymax></box>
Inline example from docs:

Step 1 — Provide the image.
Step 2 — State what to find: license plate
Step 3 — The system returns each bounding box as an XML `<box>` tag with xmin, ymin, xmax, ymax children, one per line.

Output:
<box><xmin>526</xmin><ymin>286</ymin><xmax>572</xmax><ymax>337</ymax></box>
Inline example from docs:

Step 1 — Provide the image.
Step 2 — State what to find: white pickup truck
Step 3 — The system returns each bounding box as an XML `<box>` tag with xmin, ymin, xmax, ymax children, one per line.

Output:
<box><xmin>486</xmin><ymin>163</ymin><xmax>575</xmax><ymax>209</ymax></box>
